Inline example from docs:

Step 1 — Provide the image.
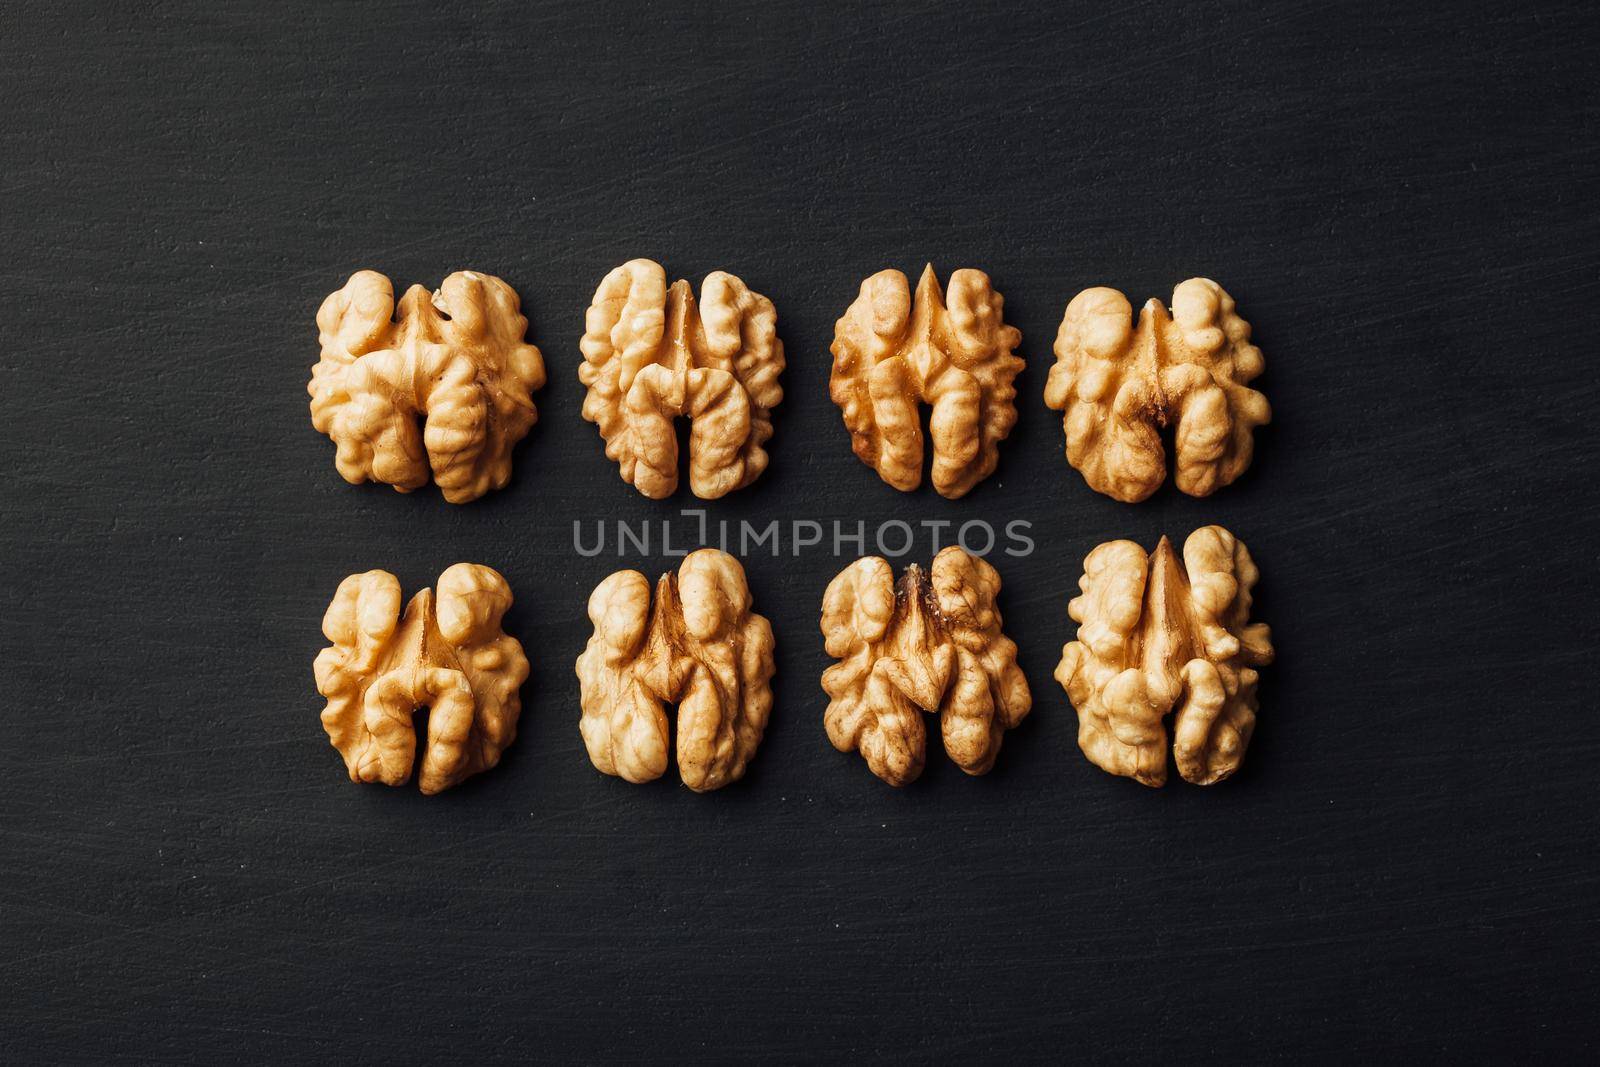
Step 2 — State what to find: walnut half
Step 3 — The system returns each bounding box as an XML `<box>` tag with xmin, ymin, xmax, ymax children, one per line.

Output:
<box><xmin>1055</xmin><ymin>528</ymin><xmax>1274</xmax><ymax>787</ymax></box>
<box><xmin>313</xmin><ymin>564</ymin><xmax>529</xmax><ymax>794</ymax></box>
<box><xmin>310</xmin><ymin>270</ymin><xmax>547</xmax><ymax>503</ymax></box>
<box><xmin>830</xmin><ymin>265</ymin><xmax>1023</xmax><ymax>498</ymax></box>
<box><xmin>1044</xmin><ymin>279</ymin><xmax>1269</xmax><ymax>502</ymax></box>
<box><xmin>821</xmin><ymin>547</ymin><xmax>1031</xmax><ymax>786</ymax></box>
<box><xmin>579</xmin><ymin>259</ymin><xmax>784</xmax><ymax>499</ymax></box>
<box><xmin>576</xmin><ymin>549</ymin><xmax>776</xmax><ymax>791</ymax></box>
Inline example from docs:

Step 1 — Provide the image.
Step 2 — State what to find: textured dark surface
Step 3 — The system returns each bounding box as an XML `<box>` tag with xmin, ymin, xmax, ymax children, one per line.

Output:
<box><xmin>3</xmin><ymin>1</ymin><xmax>1598</xmax><ymax>1061</ymax></box>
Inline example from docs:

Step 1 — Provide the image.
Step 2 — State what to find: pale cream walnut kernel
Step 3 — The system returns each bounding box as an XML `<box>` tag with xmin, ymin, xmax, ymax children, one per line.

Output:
<box><xmin>579</xmin><ymin>259</ymin><xmax>784</xmax><ymax>499</ymax></box>
<box><xmin>821</xmin><ymin>547</ymin><xmax>1031</xmax><ymax>786</ymax></box>
<box><xmin>830</xmin><ymin>265</ymin><xmax>1023</xmax><ymax>498</ymax></box>
<box><xmin>1044</xmin><ymin>279</ymin><xmax>1269</xmax><ymax>502</ymax></box>
<box><xmin>576</xmin><ymin>549</ymin><xmax>776</xmax><ymax>791</ymax></box>
<box><xmin>310</xmin><ymin>270</ymin><xmax>546</xmax><ymax>503</ymax></box>
<box><xmin>314</xmin><ymin>564</ymin><xmax>529</xmax><ymax>794</ymax></box>
<box><xmin>1055</xmin><ymin>527</ymin><xmax>1274</xmax><ymax>787</ymax></box>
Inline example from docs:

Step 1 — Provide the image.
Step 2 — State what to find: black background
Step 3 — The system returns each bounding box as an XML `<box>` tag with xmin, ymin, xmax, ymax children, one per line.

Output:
<box><xmin>4</xmin><ymin>1</ymin><xmax>1597</xmax><ymax>1061</ymax></box>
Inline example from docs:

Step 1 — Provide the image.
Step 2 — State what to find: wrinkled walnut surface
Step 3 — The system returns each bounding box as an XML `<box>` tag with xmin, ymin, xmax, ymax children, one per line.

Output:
<box><xmin>821</xmin><ymin>547</ymin><xmax>1031</xmax><ymax>786</ymax></box>
<box><xmin>310</xmin><ymin>270</ymin><xmax>546</xmax><ymax>503</ymax></box>
<box><xmin>314</xmin><ymin>564</ymin><xmax>529</xmax><ymax>794</ymax></box>
<box><xmin>1055</xmin><ymin>527</ymin><xmax>1274</xmax><ymax>787</ymax></box>
<box><xmin>576</xmin><ymin>549</ymin><xmax>776</xmax><ymax>791</ymax></box>
<box><xmin>579</xmin><ymin>259</ymin><xmax>784</xmax><ymax>499</ymax></box>
<box><xmin>830</xmin><ymin>264</ymin><xmax>1023</xmax><ymax>498</ymax></box>
<box><xmin>1044</xmin><ymin>279</ymin><xmax>1269</xmax><ymax>503</ymax></box>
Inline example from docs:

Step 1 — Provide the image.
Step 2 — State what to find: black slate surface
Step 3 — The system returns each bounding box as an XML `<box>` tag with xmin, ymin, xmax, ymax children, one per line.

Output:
<box><xmin>4</xmin><ymin>1</ymin><xmax>1598</xmax><ymax>1061</ymax></box>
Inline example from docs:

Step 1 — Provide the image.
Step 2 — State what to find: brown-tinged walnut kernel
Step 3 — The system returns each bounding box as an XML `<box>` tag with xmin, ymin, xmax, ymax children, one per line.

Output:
<box><xmin>576</xmin><ymin>549</ymin><xmax>776</xmax><ymax>791</ymax></box>
<box><xmin>310</xmin><ymin>270</ymin><xmax>546</xmax><ymax>503</ymax></box>
<box><xmin>830</xmin><ymin>265</ymin><xmax>1023</xmax><ymax>498</ymax></box>
<box><xmin>579</xmin><ymin>259</ymin><xmax>784</xmax><ymax>499</ymax></box>
<box><xmin>1044</xmin><ymin>279</ymin><xmax>1269</xmax><ymax>502</ymax></box>
<box><xmin>314</xmin><ymin>564</ymin><xmax>528</xmax><ymax>795</ymax></box>
<box><xmin>821</xmin><ymin>547</ymin><xmax>1031</xmax><ymax>786</ymax></box>
<box><xmin>1055</xmin><ymin>527</ymin><xmax>1274</xmax><ymax>787</ymax></box>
